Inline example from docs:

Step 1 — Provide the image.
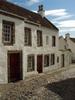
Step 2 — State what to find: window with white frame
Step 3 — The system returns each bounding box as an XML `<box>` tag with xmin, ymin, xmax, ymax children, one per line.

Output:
<box><xmin>44</xmin><ymin>54</ymin><xmax>49</xmax><ymax>67</ymax></box>
<box><xmin>57</xmin><ymin>56</ymin><xmax>59</xmax><ymax>63</ymax></box>
<box><xmin>46</xmin><ymin>36</ymin><xmax>49</xmax><ymax>45</ymax></box>
<box><xmin>2</xmin><ymin>20</ymin><xmax>15</xmax><ymax>45</ymax></box>
<box><xmin>37</xmin><ymin>30</ymin><xmax>42</xmax><ymax>46</ymax></box>
<box><xmin>51</xmin><ymin>54</ymin><xmax>55</xmax><ymax>65</ymax></box>
<box><xmin>25</xmin><ymin>27</ymin><xmax>32</xmax><ymax>46</ymax></box>
<box><xmin>52</xmin><ymin>36</ymin><xmax>56</xmax><ymax>47</ymax></box>
<box><xmin>27</xmin><ymin>55</ymin><xmax>35</xmax><ymax>72</ymax></box>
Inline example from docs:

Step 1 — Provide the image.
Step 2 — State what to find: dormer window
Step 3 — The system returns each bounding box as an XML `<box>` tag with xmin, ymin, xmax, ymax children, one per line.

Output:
<box><xmin>2</xmin><ymin>20</ymin><xmax>15</xmax><ymax>45</ymax></box>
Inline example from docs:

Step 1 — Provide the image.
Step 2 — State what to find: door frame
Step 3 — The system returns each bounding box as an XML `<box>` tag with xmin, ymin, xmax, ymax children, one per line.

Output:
<box><xmin>7</xmin><ymin>50</ymin><xmax>23</xmax><ymax>83</ymax></box>
<box><xmin>37</xmin><ymin>54</ymin><xmax>43</xmax><ymax>73</ymax></box>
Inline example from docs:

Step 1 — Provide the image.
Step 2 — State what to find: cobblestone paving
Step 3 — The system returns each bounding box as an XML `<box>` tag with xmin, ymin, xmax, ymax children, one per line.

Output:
<box><xmin>0</xmin><ymin>65</ymin><xmax>75</xmax><ymax>100</ymax></box>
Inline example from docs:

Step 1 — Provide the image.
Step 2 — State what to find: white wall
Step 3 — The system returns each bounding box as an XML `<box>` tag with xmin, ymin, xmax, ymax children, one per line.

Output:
<box><xmin>67</xmin><ymin>38</ymin><xmax>75</xmax><ymax>60</ymax></box>
<box><xmin>59</xmin><ymin>36</ymin><xmax>71</xmax><ymax>67</ymax></box>
<box><xmin>0</xmin><ymin>14</ymin><xmax>24</xmax><ymax>83</ymax></box>
<box><xmin>24</xmin><ymin>23</ymin><xmax>59</xmax><ymax>75</ymax></box>
<box><xmin>0</xmin><ymin>14</ymin><xmax>59</xmax><ymax>83</ymax></box>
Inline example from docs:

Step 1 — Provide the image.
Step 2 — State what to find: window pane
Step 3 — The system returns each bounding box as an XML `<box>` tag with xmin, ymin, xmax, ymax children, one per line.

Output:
<box><xmin>57</xmin><ymin>56</ymin><xmax>59</xmax><ymax>63</ymax></box>
<box><xmin>25</xmin><ymin>28</ymin><xmax>32</xmax><ymax>46</ymax></box>
<box><xmin>2</xmin><ymin>20</ymin><xmax>15</xmax><ymax>45</ymax></box>
<box><xmin>51</xmin><ymin>54</ymin><xmax>55</xmax><ymax>65</ymax></box>
<box><xmin>27</xmin><ymin>55</ymin><xmax>35</xmax><ymax>72</ymax></box>
<box><xmin>37</xmin><ymin>30</ymin><xmax>42</xmax><ymax>46</ymax></box>
<box><xmin>44</xmin><ymin>55</ymin><xmax>49</xmax><ymax>67</ymax></box>
<box><xmin>52</xmin><ymin>36</ymin><xmax>56</xmax><ymax>46</ymax></box>
<box><xmin>46</xmin><ymin>36</ymin><xmax>49</xmax><ymax>45</ymax></box>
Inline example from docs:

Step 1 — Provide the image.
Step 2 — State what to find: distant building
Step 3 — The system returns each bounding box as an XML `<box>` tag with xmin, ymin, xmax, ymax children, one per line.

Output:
<box><xmin>59</xmin><ymin>35</ymin><xmax>72</xmax><ymax>67</ymax></box>
<box><xmin>65</xmin><ymin>33</ymin><xmax>75</xmax><ymax>63</ymax></box>
<box><xmin>0</xmin><ymin>1</ymin><xmax>59</xmax><ymax>83</ymax></box>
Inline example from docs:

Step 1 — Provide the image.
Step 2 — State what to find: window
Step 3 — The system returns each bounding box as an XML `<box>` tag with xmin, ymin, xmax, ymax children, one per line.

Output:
<box><xmin>2</xmin><ymin>20</ymin><xmax>15</xmax><ymax>45</ymax></box>
<box><xmin>44</xmin><ymin>55</ymin><xmax>49</xmax><ymax>67</ymax></box>
<box><xmin>46</xmin><ymin>36</ymin><xmax>49</xmax><ymax>45</ymax></box>
<box><xmin>57</xmin><ymin>56</ymin><xmax>59</xmax><ymax>63</ymax></box>
<box><xmin>27</xmin><ymin>55</ymin><xmax>35</xmax><ymax>72</ymax></box>
<box><xmin>51</xmin><ymin>54</ymin><xmax>55</xmax><ymax>65</ymax></box>
<box><xmin>37</xmin><ymin>30</ymin><xmax>42</xmax><ymax>46</ymax></box>
<box><xmin>52</xmin><ymin>36</ymin><xmax>56</xmax><ymax>47</ymax></box>
<box><xmin>25</xmin><ymin>27</ymin><xmax>32</xmax><ymax>46</ymax></box>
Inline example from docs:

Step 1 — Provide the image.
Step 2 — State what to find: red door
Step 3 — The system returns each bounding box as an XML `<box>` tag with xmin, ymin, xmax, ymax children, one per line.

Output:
<box><xmin>8</xmin><ymin>52</ymin><xmax>22</xmax><ymax>82</ymax></box>
<box><xmin>61</xmin><ymin>54</ymin><xmax>64</xmax><ymax>67</ymax></box>
<box><xmin>37</xmin><ymin>55</ymin><xmax>43</xmax><ymax>73</ymax></box>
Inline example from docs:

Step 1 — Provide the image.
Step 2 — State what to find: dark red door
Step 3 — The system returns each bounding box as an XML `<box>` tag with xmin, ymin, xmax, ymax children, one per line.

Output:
<box><xmin>61</xmin><ymin>54</ymin><xmax>64</xmax><ymax>67</ymax></box>
<box><xmin>37</xmin><ymin>55</ymin><xmax>43</xmax><ymax>73</ymax></box>
<box><xmin>8</xmin><ymin>52</ymin><xmax>22</xmax><ymax>82</ymax></box>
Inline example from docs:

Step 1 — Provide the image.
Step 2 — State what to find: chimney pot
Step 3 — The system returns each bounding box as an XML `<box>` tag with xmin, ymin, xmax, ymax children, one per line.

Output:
<box><xmin>38</xmin><ymin>5</ymin><xmax>45</xmax><ymax>17</ymax></box>
<box><xmin>65</xmin><ymin>33</ymin><xmax>70</xmax><ymax>39</ymax></box>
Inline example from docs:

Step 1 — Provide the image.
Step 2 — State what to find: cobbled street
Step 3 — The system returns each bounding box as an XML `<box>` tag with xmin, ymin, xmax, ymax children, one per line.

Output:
<box><xmin>0</xmin><ymin>65</ymin><xmax>75</xmax><ymax>100</ymax></box>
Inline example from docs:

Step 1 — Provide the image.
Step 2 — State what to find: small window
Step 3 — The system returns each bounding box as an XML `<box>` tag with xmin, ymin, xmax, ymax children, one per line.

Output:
<box><xmin>37</xmin><ymin>30</ymin><xmax>42</xmax><ymax>46</ymax></box>
<box><xmin>57</xmin><ymin>56</ymin><xmax>59</xmax><ymax>63</ymax></box>
<box><xmin>52</xmin><ymin>36</ymin><xmax>56</xmax><ymax>47</ymax></box>
<box><xmin>46</xmin><ymin>36</ymin><xmax>49</xmax><ymax>45</ymax></box>
<box><xmin>44</xmin><ymin>55</ymin><xmax>49</xmax><ymax>67</ymax></box>
<box><xmin>24</xmin><ymin>27</ymin><xmax>32</xmax><ymax>46</ymax></box>
<box><xmin>2</xmin><ymin>20</ymin><xmax>15</xmax><ymax>45</ymax></box>
<box><xmin>51</xmin><ymin>54</ymin><xmax>55</xmax><ymax>65</ymax></box>
<box><xmin>27</xmin><ymin>55</ymin><xmax>35</xmax><ymax>72</ymax></box>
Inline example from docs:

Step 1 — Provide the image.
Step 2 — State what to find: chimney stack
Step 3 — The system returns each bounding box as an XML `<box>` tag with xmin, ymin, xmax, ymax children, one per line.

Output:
<box><xmin>38</xmin><ymin>5</ymin><xmax>45</xmax><ymax>17</ymax></box>
<box><xmin>65</xmin><ymin>33</ymin><xmax>70</xmax><ymax>39</ymax></box>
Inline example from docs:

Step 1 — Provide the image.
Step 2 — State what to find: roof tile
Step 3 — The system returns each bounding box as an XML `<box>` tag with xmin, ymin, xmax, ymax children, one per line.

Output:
<box><xmin>0</xmin><ymin>0</ymin><xmax>59</xmax><ymax>31</ymax></box>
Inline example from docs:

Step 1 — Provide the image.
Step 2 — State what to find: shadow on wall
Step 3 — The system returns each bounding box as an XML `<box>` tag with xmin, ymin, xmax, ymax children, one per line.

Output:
<box><xmin>46</xmin><ymin>78</ymin><xmax>75</xmax><ymax>100</ymax></box>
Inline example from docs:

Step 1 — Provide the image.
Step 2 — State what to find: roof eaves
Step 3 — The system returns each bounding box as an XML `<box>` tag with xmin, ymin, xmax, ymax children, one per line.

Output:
<box><xmin>0</xmin><ymin>0</ymin><xmax>59</xmax><ymax>31</ymax></box>
<box><xmin>44</xmin><ymin>17</ymin><xmax>59</xmax><ymax>31</ymax></box>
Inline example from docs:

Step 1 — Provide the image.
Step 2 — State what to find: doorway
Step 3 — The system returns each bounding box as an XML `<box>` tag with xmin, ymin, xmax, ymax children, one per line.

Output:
<box><xmin>8</xmin><ymin>51</ymin><xmax>22</xmax><ymax>82</ymax></box>
<box><xmin>37</xmin><ymin>55</ymin><xmax>43</xmax><ymax>73</ymax></box>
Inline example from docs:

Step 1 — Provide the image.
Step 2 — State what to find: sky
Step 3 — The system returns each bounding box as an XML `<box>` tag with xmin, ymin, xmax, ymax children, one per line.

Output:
<box><xmin>7</xmin><ymin>0</ymin><xmax>75</xmax><ymax>37</ymax></box>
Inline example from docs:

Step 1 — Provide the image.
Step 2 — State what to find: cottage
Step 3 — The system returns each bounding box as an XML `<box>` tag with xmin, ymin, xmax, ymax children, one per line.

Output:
<box><xmin>0</xmin><ymin>0</ymin><xmax>59</xmax><ymax>83</ymax></box>
<box><xmin>65</xmin><ymin>33</ymin><xmax>75</xmax><ymax>63</ymax></box>
<box><xmin>59</xmin><ymin>36</ymin><xmax>71</xmax><ymax>67</ymax></box>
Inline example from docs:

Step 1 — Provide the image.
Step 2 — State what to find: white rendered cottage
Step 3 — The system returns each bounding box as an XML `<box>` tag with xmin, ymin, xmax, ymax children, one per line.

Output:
<box><xmin>59</xmin><ymin>36</ymin><xmax>71</xmax><ymax>67</ymax></box>
<box><xmin>64</xmin><ymin>33</ymin><xmax>75</xmax><ymax>63</ymax></box>
<box><xmin>0</xmin><ymin>0</ymin><xmax>59</xmax><ymax>83</ymax></box>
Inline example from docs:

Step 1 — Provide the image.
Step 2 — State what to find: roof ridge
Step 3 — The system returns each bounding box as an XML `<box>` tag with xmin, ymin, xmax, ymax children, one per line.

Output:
<box><xmin>0</xmin><ymin>0</ymin><xmax>59</xmax><ymax>31</ymax></box>
<box><xmin>0</xmin><ymin>0</ymin><xmax>39</xmax><ymax>16</ymax></box>
<box><xmin>44</xmin><ymin>17</ymin><xmax>59</xmax><ymax>31</ymax></box>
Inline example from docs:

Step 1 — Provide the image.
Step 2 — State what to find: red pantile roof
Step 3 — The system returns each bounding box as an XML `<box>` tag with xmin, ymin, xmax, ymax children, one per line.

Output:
<box><xmin>0</xmin><ymin>0</ymin><xmax>59</xmax><ymax>31</ymax></box>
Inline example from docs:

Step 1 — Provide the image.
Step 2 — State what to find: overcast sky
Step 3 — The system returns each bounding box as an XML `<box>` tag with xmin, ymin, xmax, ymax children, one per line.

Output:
<box><xmin>7</xmin><ymin>0</ymin><xmax>75</xmax><ymax>37</ymax></box>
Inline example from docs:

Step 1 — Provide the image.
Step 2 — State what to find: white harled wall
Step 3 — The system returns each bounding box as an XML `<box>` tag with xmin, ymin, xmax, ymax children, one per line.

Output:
<box><xmin>0</xmin><ymin>14</ymin><xmax>24</xmax><ymax>83</ymax></box>
<box><xmin>59</xmin><ymin>36</ymin><xmax>71</xmax><ymax>67</ymax></box>
<box><xmin>66</xmin><ymin>38</ymin><xmax>75</xmax><ymax>60</ymax></box>
<box><xmin>0</xmin><ymin>14</ymin><xmax>59</xmax><ymax>83</ymax></box>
